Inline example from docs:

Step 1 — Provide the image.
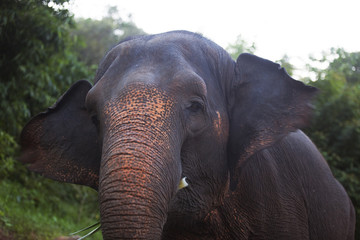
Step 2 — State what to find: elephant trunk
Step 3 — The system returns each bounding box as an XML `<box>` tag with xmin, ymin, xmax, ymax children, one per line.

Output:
<box><xmin>99</xmin><ymin>86</ymin><xmax>181</xmax><ymax>239</ymax></box>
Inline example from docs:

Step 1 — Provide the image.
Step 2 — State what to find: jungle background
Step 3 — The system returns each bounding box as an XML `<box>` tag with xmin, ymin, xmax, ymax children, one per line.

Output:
<box><xmin>0</xmin><ymin>0</ymin><xmax>359</xmax><ymax>239</ymax></box>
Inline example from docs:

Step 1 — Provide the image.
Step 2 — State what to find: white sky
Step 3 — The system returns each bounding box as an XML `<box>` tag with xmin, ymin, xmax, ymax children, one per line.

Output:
<box><xmin>69</xmin><ymin>0</ymin><xmax>360</xmax><ymax>77</ymax></box>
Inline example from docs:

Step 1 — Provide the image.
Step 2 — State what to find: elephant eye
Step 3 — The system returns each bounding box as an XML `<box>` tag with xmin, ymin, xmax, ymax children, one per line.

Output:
<box><xmin>187</xmin><ymin>101</ymin><xmax>204</xmax><ymax>113</ymax></box>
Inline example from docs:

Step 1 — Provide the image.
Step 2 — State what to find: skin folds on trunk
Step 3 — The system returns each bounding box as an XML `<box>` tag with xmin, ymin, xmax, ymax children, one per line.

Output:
<box><xmin>99</xmin><ymin>86</ymin><xmax>181</xmax><ymax>240</ymax></box>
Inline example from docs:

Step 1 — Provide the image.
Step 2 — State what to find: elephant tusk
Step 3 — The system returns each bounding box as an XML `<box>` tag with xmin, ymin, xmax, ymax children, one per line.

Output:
<box><xmin>178</xmin><ymin>177</ymin><xmax>189</xmax><ymax>190</ymax></box>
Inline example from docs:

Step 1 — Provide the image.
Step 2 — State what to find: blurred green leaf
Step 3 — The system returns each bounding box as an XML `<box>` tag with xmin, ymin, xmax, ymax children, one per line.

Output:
<box><xmin>71</xmin><ymin>6</ymin><xmax>144</xmax><ymax>67</ymax></box>
<box><xmin>226</xmin><ymin>34</ymin><xmax>256</xmax><ymax>60</ymax></box>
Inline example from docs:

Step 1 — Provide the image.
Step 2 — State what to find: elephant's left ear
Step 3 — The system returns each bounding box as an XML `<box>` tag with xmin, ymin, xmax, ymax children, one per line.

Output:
<box><xmin>227</xmin><ymin>53</ymin><xmax>317</xmax><ymax>190</ymax></box>
<box><xmin>19</xmin><ymin>80</ymin><xmax>101</xmax><ymax>190</ymax></box>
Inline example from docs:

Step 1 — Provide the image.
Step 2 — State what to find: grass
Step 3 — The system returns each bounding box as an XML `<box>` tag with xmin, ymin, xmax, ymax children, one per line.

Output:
<box><xmin>0</xmin><ymin>175</ymin><xmax>102</xmax><ymax>240</ymax></box>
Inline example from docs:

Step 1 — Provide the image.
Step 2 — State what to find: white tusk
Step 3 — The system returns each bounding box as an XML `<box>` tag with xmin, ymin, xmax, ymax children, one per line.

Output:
<box><xmin>178</xmin><ymin>177</ymin><xmax>189</xmax><ymax>190</ymax></box>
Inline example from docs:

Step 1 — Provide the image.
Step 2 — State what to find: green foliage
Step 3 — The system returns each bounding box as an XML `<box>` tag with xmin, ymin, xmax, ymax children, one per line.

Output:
<box><xmin>0</xmin><ymin>0</ymin><xmax>100</xmax><ymax>239</ymax></box>
<box><xmin>0</xmin><ymin>0</ymin><xmax>92</xmax><ymax>137</ymax></box>
<box><xmin>0</xmin><ymin>131</ymin><xmax>18</xmax><ymax>179</ymax></box>
<box><xmin>0</xmin><ymin>178</ymin><xmax>101</xmax><ymax>240</ymax></box>
<box><xmin>226</xmin><ymin>34</ymin><xmax>256</xmax><ymax>60</ymax></box>
<box><xmin>276</xmin><ymin>54</ymin><xmax>295</xmax><ymax>76</ymax></box>
<box><xmin>304</xmin><ymin>48</ymin><xmax>360</xmax><ymax>239</ymax></box>
<box><xmin>71</xmin><ymin>6</ymin><xmax>145</xmax><ymax>67</ymax></box>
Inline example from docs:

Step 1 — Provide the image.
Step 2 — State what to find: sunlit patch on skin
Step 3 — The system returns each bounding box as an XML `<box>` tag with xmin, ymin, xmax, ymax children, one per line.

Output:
<box><xmin>214</xmin><ymin>111</ymin><xmax>222</xmax><ymax>138</ymax></box>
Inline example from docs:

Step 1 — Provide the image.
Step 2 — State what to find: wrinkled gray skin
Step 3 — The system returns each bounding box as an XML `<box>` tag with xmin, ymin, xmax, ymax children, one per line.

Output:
<box><xmin>20</xmin><ymin>31</ymin><xmax>355</xmax><ymax>239</ymax></box>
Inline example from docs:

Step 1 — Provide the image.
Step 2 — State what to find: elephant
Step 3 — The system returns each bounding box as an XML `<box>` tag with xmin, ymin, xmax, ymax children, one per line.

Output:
<box><xmin>19</xmin><ymin>30</ymin><xmax>355</xmax><ymax>240</ymax></box>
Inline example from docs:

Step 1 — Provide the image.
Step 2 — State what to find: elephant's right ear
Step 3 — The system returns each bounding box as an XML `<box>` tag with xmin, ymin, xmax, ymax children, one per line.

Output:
<box><xmin>19</xmin><ymin>80</ymin><xmax>101</xmax><ymax>190</ymax></box>
<box><xmin>226</xmin><ymin>53</ymin><xmax>317</xmax><ymax>190</ymax></box>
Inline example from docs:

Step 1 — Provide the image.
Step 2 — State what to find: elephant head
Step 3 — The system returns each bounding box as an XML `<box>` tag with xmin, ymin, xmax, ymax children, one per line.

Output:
<box><xmin>20</xmin><ymin>31</ymin><xmax>317</xmax><ymax>239</ymax></box>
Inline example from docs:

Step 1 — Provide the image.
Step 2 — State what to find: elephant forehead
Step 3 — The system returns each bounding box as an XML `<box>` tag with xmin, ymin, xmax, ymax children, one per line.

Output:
<box><xmin>103</xmin><ymin>84</ymin><xmax>177</xmax><ymax>127</ymax></box>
